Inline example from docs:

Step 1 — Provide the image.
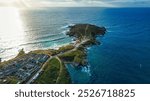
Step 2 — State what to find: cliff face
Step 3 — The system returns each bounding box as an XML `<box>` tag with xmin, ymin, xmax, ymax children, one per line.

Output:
<box><xmin>0</xmin><ymin>23</ymin><xmax>106</xmax><ymax>84</ymax></box>
<box><xmin>59</xmin><ymin>24</ymin><xmax>106</xmax><ymax>67</ymax></box>
<box><xmin>67</xmin><ymin>24</ymin><xmax>106</xmax><ymax>39</ymax></box>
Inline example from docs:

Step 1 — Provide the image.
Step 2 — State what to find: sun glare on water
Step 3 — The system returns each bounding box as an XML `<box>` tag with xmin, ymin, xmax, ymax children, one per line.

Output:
<box><xmin>0</xmin><ymin>0</ymin><xmax>36</xmax><ymax>60</ymax></box>
<box><xmin>0</xmin><ymin>7</ymin><xmax>25</xmax><ymax>47</ymax></box>
<box><xmin>0</xmin><ymin>6</ymin><xmax>26</xmax><ymax>60</ymax></box>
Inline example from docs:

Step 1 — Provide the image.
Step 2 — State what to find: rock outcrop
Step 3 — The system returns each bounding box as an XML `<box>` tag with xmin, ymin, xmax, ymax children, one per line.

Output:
<box><xmin>67</xmin><ymin>24</ymin><xmax>106</xmax><ymax>39</ymax></box>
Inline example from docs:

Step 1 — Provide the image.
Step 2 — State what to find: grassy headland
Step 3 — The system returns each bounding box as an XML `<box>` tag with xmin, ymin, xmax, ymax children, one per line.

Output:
<box><xmin>0</xmin><ymin>24</ymin><xmax>106</xmax><ymax>84</ymax></box>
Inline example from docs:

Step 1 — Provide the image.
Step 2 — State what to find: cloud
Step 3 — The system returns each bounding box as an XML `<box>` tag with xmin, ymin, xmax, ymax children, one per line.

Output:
<box><xmin>0</xmin><ymin>0</ymin><xmax>150</xmax><ymax>8</ymax></box>
<box><xmin>28</xmin><ymin>0</ymin><xmax>116</xmax><ymax>7</ymax></box>
<box><xmin>30</xmin><ymin>0</ymin><xmax>150</xmax><ymax>7</ymax></box>
<box><xmin>108</xmin><ymin>0</ymin><xmax>150</xmax><ymax>7</ymax></box>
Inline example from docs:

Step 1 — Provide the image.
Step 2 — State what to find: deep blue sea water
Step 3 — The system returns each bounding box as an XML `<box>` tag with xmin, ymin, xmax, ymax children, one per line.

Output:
<box><xmin>0</xmin><ymin>7</ymin><xmax>150</xmax><ymax>83</ymax></box>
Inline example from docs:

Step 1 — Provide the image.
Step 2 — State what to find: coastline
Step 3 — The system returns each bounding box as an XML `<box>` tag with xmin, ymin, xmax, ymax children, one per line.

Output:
<box><xmin>0</xmin><ymin>24</ymin><xmax>106</xmax><ymax>84</ymax></box>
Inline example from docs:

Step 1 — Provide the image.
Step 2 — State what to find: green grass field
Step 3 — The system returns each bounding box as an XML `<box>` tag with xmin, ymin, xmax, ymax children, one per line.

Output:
<box><xmin>34</xmin><ymin>57</ymin><xmax>71</xmax><ymax>84</ymax></box>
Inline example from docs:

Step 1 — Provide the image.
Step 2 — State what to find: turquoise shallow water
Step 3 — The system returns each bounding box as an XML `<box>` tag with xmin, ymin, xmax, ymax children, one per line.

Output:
<box><xmin>0</xmin><ymin>7</ymin><xmax>150</xmax><ymax>83</ymax></box>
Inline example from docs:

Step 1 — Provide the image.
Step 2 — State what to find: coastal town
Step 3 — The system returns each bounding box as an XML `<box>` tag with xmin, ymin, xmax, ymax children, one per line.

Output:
<box><xmin>0</xmin><ymin>53</ymin><xmax>50</xmax><ymax>83</ymax></box>
<box><xmin>0</xmin><ymin>24</ymin><xmax>106</xmax><ymax>84</ymax></box>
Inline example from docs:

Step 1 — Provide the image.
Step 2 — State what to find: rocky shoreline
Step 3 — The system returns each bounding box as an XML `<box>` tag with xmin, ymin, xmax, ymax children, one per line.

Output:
<box><xmin>62</xmin><ymin>24</ymin><xmax>106</xmax><ymax>66</ymax></box>
<box><xmin>0</xmin><ymin>24</ymin><xmax>106</xmax><ymax>84</ymax></box>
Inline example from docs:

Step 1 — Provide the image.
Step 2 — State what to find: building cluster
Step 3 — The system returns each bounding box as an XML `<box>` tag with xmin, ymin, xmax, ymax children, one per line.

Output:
<box><xmin>0</xmin><ymin>53</ymin><xmax>49</xmax><ymax>83</ymax></box>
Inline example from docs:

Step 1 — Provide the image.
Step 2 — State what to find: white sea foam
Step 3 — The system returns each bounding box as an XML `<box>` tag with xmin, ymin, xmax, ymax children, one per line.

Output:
<box><xmin>81</xmin><ymin>65</ymin><xmax>91</xmax><ymax>76</ymax></box>
<box><xmin>61</xmin><ymin>29</ymin><xmax>69</xmax><ymax>35</ymax></box>
<box><xmin>0</xmin><ymin>48</ymin><xmax>5</xmax><ymax>53</ymax></box>
<box><xmin>87</xmin><ymin>47</ymin><xmax>91</xmax><ymax>50</ymax></box>
<box><xmin>61</xmin><ymin>23</ymin><xmax>75</xmax><ymax>29</ymax></box>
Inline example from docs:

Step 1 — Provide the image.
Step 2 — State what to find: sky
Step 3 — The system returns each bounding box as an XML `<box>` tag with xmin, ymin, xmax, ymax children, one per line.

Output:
<box><xmin>0</xmin><ymin>0</ymin><xmax>150</xmax><ymax>8</ymax></box>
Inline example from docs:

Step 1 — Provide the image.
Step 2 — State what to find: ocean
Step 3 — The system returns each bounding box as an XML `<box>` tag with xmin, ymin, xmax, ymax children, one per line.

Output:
<box><xmin>0</xmin><ymin>7</ymin><xmax>150</xmax><ymax>83</ymax></box>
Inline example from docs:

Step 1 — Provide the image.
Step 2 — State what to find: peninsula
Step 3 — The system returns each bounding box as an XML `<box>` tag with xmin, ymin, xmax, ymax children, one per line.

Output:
<box><xmin>0</xmin><ymin>24</ymin><xmax>106</xmax><ymax>84</ymax></box>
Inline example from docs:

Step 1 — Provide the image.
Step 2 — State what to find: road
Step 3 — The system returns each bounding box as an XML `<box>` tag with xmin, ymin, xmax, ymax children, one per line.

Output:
<box><xmin>26</xmin><ymin>39</ymin><xmax>89</xmax><ymax>84</ymax></box>
<box><xmin>26</xmin><ymin>57</ymin><xmax>52</xmax><ymax>84</ymax></box>
<box><xmin>55</xmin><ymin>56</ymin><xmax>63</xmax><ymax>83</ymax></box>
